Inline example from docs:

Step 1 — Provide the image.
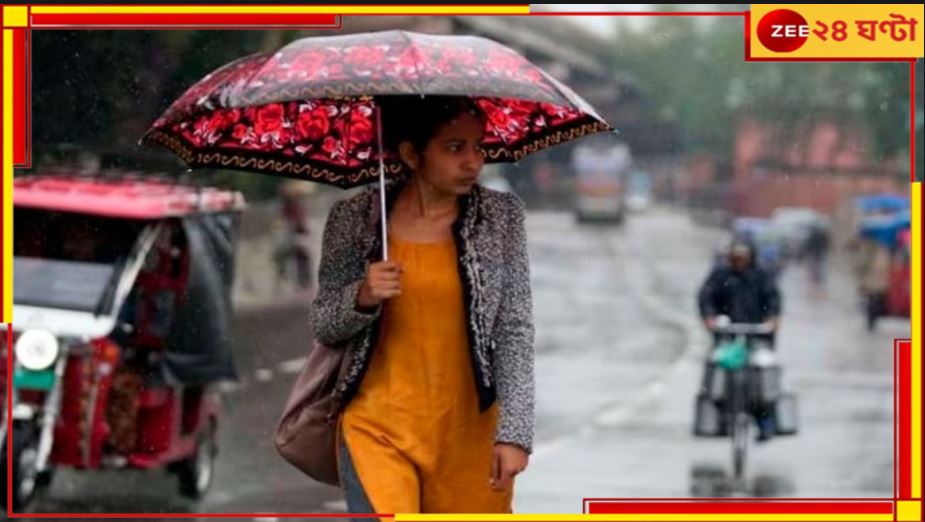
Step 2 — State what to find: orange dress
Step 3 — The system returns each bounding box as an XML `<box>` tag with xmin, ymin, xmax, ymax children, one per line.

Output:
<box><xmin>339</xmin><ymin>235</ymin><xmax>513</xmax><ymax>516</ymax></box>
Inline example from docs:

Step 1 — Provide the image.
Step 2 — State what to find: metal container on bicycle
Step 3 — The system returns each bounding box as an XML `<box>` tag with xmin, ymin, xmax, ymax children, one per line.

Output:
<box><xmin>693</xmin><ymin>392</ymin><xmax>724</xmax><ymax>436</ymax></box>
<box><xmin>694</xmin><ymin>339</ymin><xmax>748</xmax><ymax>437</ymax></box>
<box><xmin>748</xmin><ymin>341</ymin><xmax>782</xmax><ymax>404</ymax></box>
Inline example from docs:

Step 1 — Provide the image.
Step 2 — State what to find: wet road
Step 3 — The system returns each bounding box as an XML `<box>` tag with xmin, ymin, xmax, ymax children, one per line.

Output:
<box><xmin>10</xmin><ymin>205</ymin><xmax>904</xmax><ymax>517</ymax></box>
<box><xmin>516</xmin><ymin>209</ymin><xmax>899</xmax><ymax>512</ymax></box>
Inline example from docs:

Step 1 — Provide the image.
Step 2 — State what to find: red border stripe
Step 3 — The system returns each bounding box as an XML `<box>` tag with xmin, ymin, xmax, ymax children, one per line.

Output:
<box><xmin>26</xmin><ymin>28</ymin><xmax>31</xmax><ymax>168</ymax></box>
<box><xmin>12</xmin><ymin>29</ymin><xmax>25</xmax><ymax>166</ymax></box>
<box><xmin>744</xmin><ymin>11</ymin><xmax>753</xmax><ymax>60</ymax></box>
<box><xmin>529</xmin><ymin>11</ymin><xmax>743</xmax><ymax>16</ymax></box>
<box><xmin>586</xmin><ymin>501</ymin><xmax>895</xmax><ymax>515</ymax></box>
<box><xmin>26</xmin><ymin>3</ymin><xmax>523</xmax><ymax>6</ymax></box>
<box><xmin>6</xmin><ymin>325</ymin><xmax>12</xmax><ymax>509</ymax></box>
<box><xmin>13</xmin><ymin>515</ymin><xmax>369</xmax><ymax>519</ymax></box>
<box><xmin>31</xmin><ymin>13</ymin><xmax>338</xmax><ymax>27</ymax></box>
<box><xmin>894</xmin><ymin>340</ymin><xmax>899</xmax><ymax>499</ymax></box>
<box><xmin>899</xmin><ymin>340</ymin><xmax>912</xmax><ymax>499</ymax></box>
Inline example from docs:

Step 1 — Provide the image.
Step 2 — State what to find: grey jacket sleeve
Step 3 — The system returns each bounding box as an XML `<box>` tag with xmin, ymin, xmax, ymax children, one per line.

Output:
<box><xmin>491</xmin><ymin>193</ymin><xmax>536</xmax><ymax>454</ymax></box>
<box><xmin>308</xmin><ymin>200</ymin><xmax>381</xmax><ymax>345</ymax></box>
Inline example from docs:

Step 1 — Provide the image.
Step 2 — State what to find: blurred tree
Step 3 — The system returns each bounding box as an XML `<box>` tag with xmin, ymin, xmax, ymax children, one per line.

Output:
<box><xmin>611</xmin><ymin>15</ymin><xmax>742</xmax><ymax>158</ymax></box>
<box><xmin>608</xmin><ymin>17</ymin><xmax>911</xmax><ymax>171</ymax></box>
<box><xmin>30</xmin><ymin>30</ymin><xmax>296</xmax><ymax>199</ymax></box>
<box><xmin>860</xmin><ymin>62</ymin><xmax>913</xmax><ymax>162</ymax></box>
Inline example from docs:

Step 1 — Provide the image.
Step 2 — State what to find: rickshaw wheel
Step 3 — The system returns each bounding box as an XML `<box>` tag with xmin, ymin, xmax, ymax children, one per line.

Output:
<box><xmin>1</xmin><ymin>423</ymin><xmax>40</xmax><ymax>511</ymax></box>
<box><xmin>178</xmin><ymin>419</ymin><xmax>217</xmax><ymax>499</ymax></box>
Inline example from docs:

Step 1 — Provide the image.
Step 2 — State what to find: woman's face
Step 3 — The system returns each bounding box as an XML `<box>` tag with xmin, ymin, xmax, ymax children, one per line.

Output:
<box><xmin>404</xmin><ymin>111</ymin><xmax>486</xmax><ymax>196</ymax></box>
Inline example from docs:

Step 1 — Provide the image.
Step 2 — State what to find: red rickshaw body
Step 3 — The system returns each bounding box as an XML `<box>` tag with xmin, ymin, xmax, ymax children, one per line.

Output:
<box><xmin>2</xmin><ymin>173</ymin><xmax>244</xmax><ymax>507</ymax></box>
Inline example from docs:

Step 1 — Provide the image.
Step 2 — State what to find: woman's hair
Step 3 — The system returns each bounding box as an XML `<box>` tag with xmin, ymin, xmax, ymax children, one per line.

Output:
<box><xmin>379</xmin><ymin>96</ymin><xmax>486</xmax><ymax>155</ymax></box>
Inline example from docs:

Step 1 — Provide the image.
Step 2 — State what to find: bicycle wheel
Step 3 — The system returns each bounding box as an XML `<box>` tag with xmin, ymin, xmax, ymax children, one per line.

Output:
<box><xmin>732</xmin><ymin>411</ymin><xmax>750</xmax><ymax>480</ymax></box>
<box><xmin>730</xmin><ymin>371</ymin><xmax>749</xmax><ymax>481</ymax></box>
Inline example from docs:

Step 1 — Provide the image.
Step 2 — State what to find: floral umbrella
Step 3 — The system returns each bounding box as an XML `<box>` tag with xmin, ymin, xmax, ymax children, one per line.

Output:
<box><xmin>141</xmin><ymin>30</ymin><xmax>613</xmax><ymax>188</ymax></box>
<box><xmin>141</xmin><ymin>30</ymin><xmax>614</xmax><ymax>259</ymax></box>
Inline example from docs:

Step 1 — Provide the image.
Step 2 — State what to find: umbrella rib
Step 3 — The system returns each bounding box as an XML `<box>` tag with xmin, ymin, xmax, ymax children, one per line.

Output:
<box><xmin>227</xmin><ymin>52</ymin><xmax>277</xmax><ymax>109</ymax></box>
<box><xmin>400</xmin><ymin>30</ymin><xmax>425</xmax><ymax>96</ymax></box>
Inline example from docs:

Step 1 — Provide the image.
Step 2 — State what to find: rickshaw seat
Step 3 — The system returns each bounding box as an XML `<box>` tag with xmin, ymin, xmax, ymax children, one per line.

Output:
<box><xmin>130</xmin><ymin>226</ymin><xmax>188</xmax><ymax>351</ymax></box>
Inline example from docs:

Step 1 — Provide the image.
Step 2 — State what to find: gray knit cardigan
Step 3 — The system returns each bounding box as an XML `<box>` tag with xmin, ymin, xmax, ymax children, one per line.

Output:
<box><xmin>308</xmin><ymin>179</ymin><xmax>536</xmax><ymax>453</ymax></box>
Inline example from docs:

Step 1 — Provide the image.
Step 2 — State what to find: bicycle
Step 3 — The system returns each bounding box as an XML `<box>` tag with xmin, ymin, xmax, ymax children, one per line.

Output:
<box><xmin>706</xmin><ymin>317</ymin><xmax>777</xmax><ymax>482</ymax></box>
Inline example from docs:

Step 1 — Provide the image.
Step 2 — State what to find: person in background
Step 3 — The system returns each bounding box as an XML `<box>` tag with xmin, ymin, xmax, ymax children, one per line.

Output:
<box><xmin>698</xmin><ymin>239</ymin><xmax>782</xmax><ymax>441</ymax></box>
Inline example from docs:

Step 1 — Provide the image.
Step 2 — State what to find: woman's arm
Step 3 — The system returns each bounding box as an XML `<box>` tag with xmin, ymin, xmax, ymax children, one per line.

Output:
<box><xmin>309</xmin><ymin>200</ymin><xmax>381</xmax><ymax>345</ymax></box>
<box><xmin>491</xmin><ymin>192</ymin><xmax>536</xmax><ymax>454</ymax></box>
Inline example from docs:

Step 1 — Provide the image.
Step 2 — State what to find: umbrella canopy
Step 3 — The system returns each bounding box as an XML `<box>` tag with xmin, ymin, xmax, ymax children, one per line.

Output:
<box><xmin>859</xmin><ymin>210</ymin><xmax>911</xmax><ymax>248</ymax></box>
<box><xmin>854</xmin><ymin>194</ymin><xmax>910</xmax><ymax>214</ymax></box>
<box><xmin>141</xmin><ymin>30</ymin><xmax>613</xmax><ymax>189</ymax></box>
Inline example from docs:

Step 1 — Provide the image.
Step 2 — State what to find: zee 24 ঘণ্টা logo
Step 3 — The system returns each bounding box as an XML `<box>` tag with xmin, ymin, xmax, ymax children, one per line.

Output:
<box><xmin>756</xmin><ymin>8</ymin><xmax>918</xmax><ymax>53</ymax></box>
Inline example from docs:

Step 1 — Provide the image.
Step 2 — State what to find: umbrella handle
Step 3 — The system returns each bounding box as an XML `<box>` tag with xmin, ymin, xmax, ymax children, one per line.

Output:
<box><xmin>376</xmin><ymin>103</ymin><xmax>389</xmax><ymax>262</ymax></box>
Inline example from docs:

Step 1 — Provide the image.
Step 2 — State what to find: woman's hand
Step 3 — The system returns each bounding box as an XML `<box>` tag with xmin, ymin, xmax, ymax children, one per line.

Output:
<box><xmin>489</xmin><ymin>443</ymin><xmax>529</xmax><ymax>491</ymax></box>
<box><xmin>356</xmin><ymin>261</ymin><xmax>403</xmax><ymax>310</ymax></box>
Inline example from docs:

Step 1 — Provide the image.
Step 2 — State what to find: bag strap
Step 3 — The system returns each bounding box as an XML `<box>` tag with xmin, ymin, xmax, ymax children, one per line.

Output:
<box><xmin>324</xmin><ymin>338</ymin><xmax>356</xmax><ymax>424</ymax></box>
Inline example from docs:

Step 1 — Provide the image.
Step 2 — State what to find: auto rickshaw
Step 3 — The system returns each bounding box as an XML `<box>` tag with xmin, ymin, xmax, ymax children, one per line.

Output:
<box><xmin>856</xmin><ymin>211</ymin><xmax>911</xmax><ymax>330</ymax></box>
<box><xmin>1</xmin><ymin>173</ymin><xmax>245</xmax><ymax>510</ymax></box>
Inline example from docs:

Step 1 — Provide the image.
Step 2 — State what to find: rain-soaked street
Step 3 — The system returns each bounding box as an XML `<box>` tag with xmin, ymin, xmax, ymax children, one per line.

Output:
<box><xmin>13</xmin><ymin>201</ymin><xmax>902</xmax><ymax>518</ymax></box>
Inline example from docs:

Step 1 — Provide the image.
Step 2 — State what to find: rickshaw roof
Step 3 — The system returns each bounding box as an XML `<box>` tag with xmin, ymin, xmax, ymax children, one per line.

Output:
<box><xmin>14</xmin><ymin>174</ymin><xmax>246</xmax><ymax>219</ymax></box>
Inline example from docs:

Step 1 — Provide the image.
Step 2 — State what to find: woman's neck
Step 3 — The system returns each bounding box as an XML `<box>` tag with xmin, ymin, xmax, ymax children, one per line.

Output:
<box><xmin>398</xmin><ymin>175</ymin><xmax>458</xmax><ymax>219</ymax></box>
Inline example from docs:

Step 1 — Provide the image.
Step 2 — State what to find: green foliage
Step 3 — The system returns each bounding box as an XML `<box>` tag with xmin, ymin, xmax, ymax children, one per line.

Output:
<box><xmin>30</xmin><ymin>30</ymin><xmax>289</xmax><ymax>198</ymax></box>
<box><xmin>609</xmin><ymin>18</ymin><xmax>910</xmax><ymax>166</ymax></box>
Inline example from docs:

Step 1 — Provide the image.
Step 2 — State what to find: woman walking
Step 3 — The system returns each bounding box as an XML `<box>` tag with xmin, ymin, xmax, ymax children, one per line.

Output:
<box><xmin>309</xmin><ymin>96</ymin><xmax>535</xmax><ymax>515</ymax></box>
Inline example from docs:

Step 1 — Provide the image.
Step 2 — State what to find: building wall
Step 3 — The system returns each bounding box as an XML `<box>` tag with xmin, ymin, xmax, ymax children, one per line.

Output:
<box><xmin>731</xmin><ymin>117</ymin><xmax>903</xmax><ymax>217</ymax></box>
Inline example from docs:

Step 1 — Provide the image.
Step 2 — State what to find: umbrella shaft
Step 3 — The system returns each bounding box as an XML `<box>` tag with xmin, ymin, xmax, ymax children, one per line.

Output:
<box><xmin>376</xmin><ymin>103</ymin><xmax>389</xmax><ymax>262</ymax></box>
